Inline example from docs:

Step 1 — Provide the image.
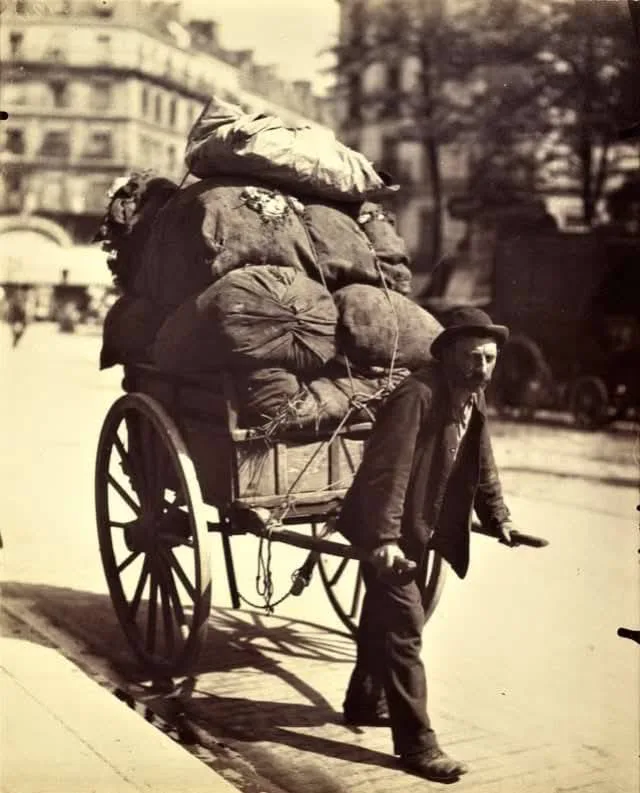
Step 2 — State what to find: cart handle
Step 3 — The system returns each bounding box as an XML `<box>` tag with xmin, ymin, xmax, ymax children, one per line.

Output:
<box><xmin>471</xmin><ymin>522</ymin><xmax>549</xmax><ymax>547</ymax></box>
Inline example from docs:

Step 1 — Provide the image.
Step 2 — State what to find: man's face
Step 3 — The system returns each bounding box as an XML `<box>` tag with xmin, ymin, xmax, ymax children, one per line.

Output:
<box><xmin>444</xmin><ymin>335</ymin><xmax>498</xmax><ymax>393</ymax></box>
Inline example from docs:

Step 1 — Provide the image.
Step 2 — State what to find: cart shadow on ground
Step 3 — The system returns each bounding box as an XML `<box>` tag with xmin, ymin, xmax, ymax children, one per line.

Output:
<box><xmin>2</xmin><ymin>581</ymin><xmax>403</xmax><ymax>779</ymax></box>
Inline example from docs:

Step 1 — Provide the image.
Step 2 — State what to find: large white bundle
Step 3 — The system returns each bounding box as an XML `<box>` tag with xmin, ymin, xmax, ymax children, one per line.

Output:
<box><xmin>185</xmin><ymin>96</ymin><xmax>398</xmax><ymax>203</ymax></box>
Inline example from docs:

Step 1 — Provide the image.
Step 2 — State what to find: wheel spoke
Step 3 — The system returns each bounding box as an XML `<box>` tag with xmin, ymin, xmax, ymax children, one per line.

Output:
<box><xmin>146</xmin><ymin>566</ymin><xmax>159</xmax><ymax>653</ymax></box>
<box><xmin>349</xmin><ymin>566</ymin><xmax>363</xmax><ymax>619</ymax></box>
<box><xmin>329</xmin><ymin>556</ymin><xmax>349</xmax><ymax>588</ymax></box>
<box><xmin>108</xmin><ymin>474</ymin><xmax>140</xmax><ymax>515</ymax></box>
<box><xmin>112</xmin><ymin>431</ymin><xmax>132</xmax><ymax>473</ymax></box>
<box><xmin>160</xmin><ymin>552</ymin><xmax>189</xmax><ymax>637</ymax></box>
<box><xmin>129</xmin><ymin>557</ymin><xmax>150</xmax><ymax>620</ymax></box>
<box><xmin>163</xmin><ymin>547</ymin><xmax>197</xmax><ymax>602</ymax></box>
<box><xmin>117</xmin><ymin>550</ymin><xmax>140</xmax><ymax>574</ymax></box>
<box><xmin>157</xmin><ymin>556</ymin><xmax>176</xmax><ymax>655</ymax></box>
<box><xmin>139</xmin><ymin>417</ymin><xmax>168</xmax><ymax>510</ymax></box>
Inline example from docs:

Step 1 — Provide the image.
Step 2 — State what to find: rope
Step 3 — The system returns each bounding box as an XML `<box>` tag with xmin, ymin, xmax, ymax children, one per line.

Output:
<box><xmin>237</xmin><ymin>212</ymin><xmax>404</xmax><ymax>613</ymax></box>
<box><xmin>372</xmin><ymin>255</ymin><xmax>401</xmax><ymax>390</ymax></box>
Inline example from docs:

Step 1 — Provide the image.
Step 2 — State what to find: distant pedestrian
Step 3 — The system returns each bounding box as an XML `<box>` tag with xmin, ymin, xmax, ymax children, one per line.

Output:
<box><xmin>7</xmin><ymin>289</ymin><xmax>28</xmax><ymax>348</ymax></box>
<box><xmin>338</xmin><ymin>307</ymin><xmax>516</xmax><ymax>783</ymax></box>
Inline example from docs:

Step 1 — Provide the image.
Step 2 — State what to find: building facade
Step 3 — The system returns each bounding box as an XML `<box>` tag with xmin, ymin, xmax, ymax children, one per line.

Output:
<box><xmin>0</xmin><ymin>0</ymin><xmax>332</xmax><ymax>253</ymax></box>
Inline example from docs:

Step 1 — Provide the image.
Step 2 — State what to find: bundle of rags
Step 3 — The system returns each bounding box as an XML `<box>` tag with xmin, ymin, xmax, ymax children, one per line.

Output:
<box><xmin>235</xmin><ymin>361</ymin><xmax>411</xmax><ymax>432</ymax></box>
<box><xmin>94</xmin><ymin>171</ymin><xmax>179</xmax><ymax>369</ymax></box>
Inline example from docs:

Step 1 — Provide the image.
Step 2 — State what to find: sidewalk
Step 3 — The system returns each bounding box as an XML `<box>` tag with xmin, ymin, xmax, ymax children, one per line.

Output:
<box><xmin>0</xmin><ymin>633</ymin><xmax>240</xmax><ymax>793</ymax></box>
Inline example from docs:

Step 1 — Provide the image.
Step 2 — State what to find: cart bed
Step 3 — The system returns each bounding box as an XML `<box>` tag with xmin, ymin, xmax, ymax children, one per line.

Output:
<box><xmin>122</xmin><ymin>364</ymin><xmax>371</xmax><ymax>520</ymax></box>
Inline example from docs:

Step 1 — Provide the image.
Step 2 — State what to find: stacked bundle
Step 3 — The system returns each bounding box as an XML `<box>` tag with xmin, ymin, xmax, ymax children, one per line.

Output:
<box><xmin>98</xmin><ymin>97</ymin><xmax>442</xmax><ymax>430</ymax></box>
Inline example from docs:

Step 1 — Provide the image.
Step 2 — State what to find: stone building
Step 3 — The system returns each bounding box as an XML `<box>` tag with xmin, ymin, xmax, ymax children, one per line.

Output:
<box><xmin>0</xmin><ymin>0</ymin><xmax>332</xmax><ymax>264</ymax></box>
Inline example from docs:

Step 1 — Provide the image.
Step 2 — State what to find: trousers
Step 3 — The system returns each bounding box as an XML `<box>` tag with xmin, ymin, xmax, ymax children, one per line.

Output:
<box><xmin>344</xmin><ymin>560</ymin><xmax>438</xmax><ymax>756</ymax></box>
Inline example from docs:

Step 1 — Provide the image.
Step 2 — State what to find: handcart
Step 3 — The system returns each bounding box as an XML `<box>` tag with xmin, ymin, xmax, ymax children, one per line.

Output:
<box><xmin>95</xmin><ymin>364</ymin><xmax>546</xmax><ymax>676</ymax></box>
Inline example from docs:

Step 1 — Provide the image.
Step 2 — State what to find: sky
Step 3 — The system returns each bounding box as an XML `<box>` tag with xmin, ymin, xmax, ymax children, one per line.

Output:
<box><xmin>179</xmin><ymin>0</ymin><xmax>341</xmax><ymax>96</ymax></box>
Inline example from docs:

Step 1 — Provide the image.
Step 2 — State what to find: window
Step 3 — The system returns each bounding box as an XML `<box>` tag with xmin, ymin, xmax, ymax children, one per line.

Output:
<box><xmin>96</xmin><ymin>34</ymin><xmax>111</xmax><ymax>63</ymax></box>
<box><xmin>4</xmin><ymin>82</ymin><xmax>27</xmax><ymax>105</ymax></box>
<box><xmin>347</xmin><ymin>73</ymin><xmax>362</xmax><ymax>123</ymax></box>
<box><xmin>50</xmin><ymin>81</ymin><xmax>69</xmax><ymax>108</ymax></box>
<box><xmin>86</xmin><ymin>179</ymin><xmax>113</xmax><ymax>213</ymax></box>
<box><xmin>9</xmin><ymin>32</ymin><xmax>24</xmax><ymax>58</ymax></box>
<box><xmin>83</xmin><ymin>131</ymin><xmax>113</xmax><ymax>159</ymax></box>
<box><xmin>41</xmin><ymin>179</ymin><xmax>64</xmax><ymax>211</ymax></box>
<box><xmin>91</xmin><ymin>81</ymin><xmax>112</xmax><ymax>111</ymax></box>
<box><xmin>167</xmin><ymin>144</ymin><xmax>176</xmax><ymax>172</ymax></box>
<box><xmin>40</xmin><ymin>130</ymin><xmax>70</xmax><ymax>158</ymax></box>
<box><xmin>139</xmin><ymin>135</ymin><xmax>152</xmax><ymax>161</ymax></box>
<box><xmin>383</xmin><ymin>63</ymin><xmax>401</xmax><ymax>116</ymax></box>
<box><xmin>4</xmin><ymin>170</ymin><xmax>23</xmax><ymax>210</ymax></box>
<box><xmin>154</xmin><ymin>92</ymin><xmax>163</xmax><ymax>124</ymax></box>
<box><xmin>141</xmin><ymin>86</ymin><xmax>149</xmax><ymax>116</ymax></box>
<box><xmin>380</xmin><ymin>136</ymin><xmax>400</xmax><ymax>182</ymax></box>
<box><xmin>6</xmin><ymin>129</ymin><xmax>25</xmax><ymax>155</ymax></box>
<box><xmin>44</xmin><ymin>32</ymin><xmax>68</xmax><ymax>62</ymax></box>
<box><xmin>94</xmin><ymin>0</ymin><xmax>114</xmax><ymax>17</ymax></box>
<box><xmin>168</xmin><ymin>97</ymin><xmax>177</xmax><ymax>127</ymax></box>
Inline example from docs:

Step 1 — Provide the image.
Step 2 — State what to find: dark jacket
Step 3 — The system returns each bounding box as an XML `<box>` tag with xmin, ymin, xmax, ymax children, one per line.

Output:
<box><xmin>337</xmin><ymin>362</ymin><xmax>510</xmax><ymax>579</ymax></box>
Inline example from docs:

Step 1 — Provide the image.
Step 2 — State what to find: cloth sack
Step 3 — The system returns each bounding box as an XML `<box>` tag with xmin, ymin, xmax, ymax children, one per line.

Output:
<box><xmin>358</xmin><ymin>203</ymin><xmax>413</xmax><ymax>295</ymax></box>
<box><xmin>302</xmin><ymin>202</ymin><xmax>377</xmax><ymax>291</ymax></box>
<box><xmin>100</xmin><ymin>294</ymin><xmax>166</xmax><ymax>369</ymax></box>
<box><xmin>153</xmin><ymin>266</ymin><xmax>337</xmax><ymax>375</ymax></box>
<box><xmin>133</xmin><ymin>177</ymin><xmax>316</xmax><ymax>310</ymax></box>
<box><xmin>210</xmin><ymin>266</ymin><xmax>337</xmax><ymax>372</ymax></box>
<box><xmin>333</xmin><ymin>285</ymin><xmax>443</xmax><ymax>370</ymax></box>
<box><xmin>184</xmin><ymin>96</ymin><xmax>398</xmax><ymax>203</ymax></box>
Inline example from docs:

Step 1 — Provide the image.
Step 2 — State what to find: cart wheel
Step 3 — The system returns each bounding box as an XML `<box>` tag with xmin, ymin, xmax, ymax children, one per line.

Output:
<box><xmin>491</xmin><ymin>335</ymin><xmax>553</xmax><ymax>417</ymax></box>
<box><xmin>95</xmin><ymin>393</ymin><xmax>212</xmax><ymax>676</ymax></box>
<box><xmin>313</xmin><ymin>525</ymin><xmax>447</xmax><ymax>636</ymax></box>
<box><xmin>570</xmin><ymin>376</ymin><xmax>609</xmax><ymax>429</ymax></box>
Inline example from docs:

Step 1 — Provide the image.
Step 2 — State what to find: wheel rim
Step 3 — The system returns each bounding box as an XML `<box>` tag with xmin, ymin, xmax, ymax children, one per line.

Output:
<box><xmin>95</xmin><ymin>394</ymin><xmax>212</xmax><ymax>676</ymax></box>
<box><xmin>313</xmin><ymin>525</ymin><xmax>447</xmax><ymax>636</ymax></box>
<box><xmin>572</xmin><ymin>377</ymin><xmax>608</xmax><ymax>429</ymax></box>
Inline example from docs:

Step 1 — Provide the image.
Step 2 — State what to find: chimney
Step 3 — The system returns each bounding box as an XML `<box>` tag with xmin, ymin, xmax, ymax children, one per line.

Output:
<box><xmin>187</xmin><ymin>19</ymin><xmax>219</xmax><ymax>48</ymax></box>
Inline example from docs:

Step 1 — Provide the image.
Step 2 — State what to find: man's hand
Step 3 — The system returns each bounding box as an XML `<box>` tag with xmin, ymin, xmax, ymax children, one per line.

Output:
<box><xmin>498</xmin><ymin>521</ymin><xmax>514</xmax><ymax>546</ymax></box>
<box><xmin>369</xmin><ymin>543</ymin><xmax>417</xmax><ymax>575</ymax></box>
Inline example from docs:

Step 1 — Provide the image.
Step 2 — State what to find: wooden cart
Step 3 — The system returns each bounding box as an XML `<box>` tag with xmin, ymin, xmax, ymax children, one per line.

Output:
<box><xmin>95</xmin><ymin>363</ymin><xmax>543</xmax><ymax>676</ymax></box>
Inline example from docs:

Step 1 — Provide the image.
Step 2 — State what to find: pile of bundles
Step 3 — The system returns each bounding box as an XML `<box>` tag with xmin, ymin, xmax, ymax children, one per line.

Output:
<box><xmin>97</xmin><ymin>97</ymin><xmax>442</xmax><ymax>431</ymax></box>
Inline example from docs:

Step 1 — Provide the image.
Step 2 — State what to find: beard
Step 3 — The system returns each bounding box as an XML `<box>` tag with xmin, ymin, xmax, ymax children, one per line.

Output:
<box><xmin>449</xmin><ymin>367</ymin><xmax>490</xmax><ymax>394</ymax></box>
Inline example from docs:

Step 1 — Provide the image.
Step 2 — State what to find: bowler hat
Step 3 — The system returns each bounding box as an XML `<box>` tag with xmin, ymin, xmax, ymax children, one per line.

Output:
<box><xmin>430</xmin><ymin>306</ymin><xmax>509</xmax><ymax>359</ymax></box>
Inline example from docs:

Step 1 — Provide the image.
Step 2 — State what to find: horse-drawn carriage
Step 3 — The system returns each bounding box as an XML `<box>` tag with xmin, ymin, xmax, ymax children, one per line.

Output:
<box><xmin>95</xmin><ymin>362</ymin><xmax>545</xmax><ymax>677</ymax></box>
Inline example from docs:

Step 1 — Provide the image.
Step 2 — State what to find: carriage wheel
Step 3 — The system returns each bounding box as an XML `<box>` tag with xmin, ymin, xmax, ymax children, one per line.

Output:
<box><xmin>95</xmin><ymin>393</ymin><xmax>212</xmax><ymax>676</ymax></box>
<box><xmin>313</xmin><ymin>524</ymin><xmax>448</xmax><ymax>636</ymax></box>
<box><xmin>570</xmin><ymin>376</ymin><xmax>610</xmax><ymax>430</ymax></box>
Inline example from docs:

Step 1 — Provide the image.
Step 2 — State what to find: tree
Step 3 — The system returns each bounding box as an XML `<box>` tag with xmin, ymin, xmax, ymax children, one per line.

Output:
<box><xmin>332</xmin><ymin>0</ymin><xmax>551</xmax><ymax>264</ymax></box>
<box><xmin>534</xmin><ymin>0</ymin><xmax>640</xmax><ymax>226</ymax></box>
<box><xmin>332</xmin><ymin>0</ymin><xmax>640</xmax><ymax>267</ymax></box>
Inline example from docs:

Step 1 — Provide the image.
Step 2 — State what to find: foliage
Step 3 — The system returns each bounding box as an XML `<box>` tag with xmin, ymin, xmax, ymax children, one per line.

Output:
<box><xmin>333</xmin><ymin>0</ymin><xmax>640</xmax><ymax>249</ymax></box>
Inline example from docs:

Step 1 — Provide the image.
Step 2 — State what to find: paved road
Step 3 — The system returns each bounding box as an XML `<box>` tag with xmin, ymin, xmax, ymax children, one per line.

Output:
<box><xmin>1</xmin><ymin>322</ymin><xmax>638</xmax><ymax>792</ymax></box>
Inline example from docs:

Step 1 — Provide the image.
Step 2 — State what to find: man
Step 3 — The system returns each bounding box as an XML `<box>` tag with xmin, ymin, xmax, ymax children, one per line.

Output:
<box><xmin>7</xmin><ymin>288</ymin><xmax>28</xmax><ymax>348</ymax></box>
<box><xmin>337</xmin><ymin>306</ymin><xmax>514</xmax><ymax>783</ymax></box>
